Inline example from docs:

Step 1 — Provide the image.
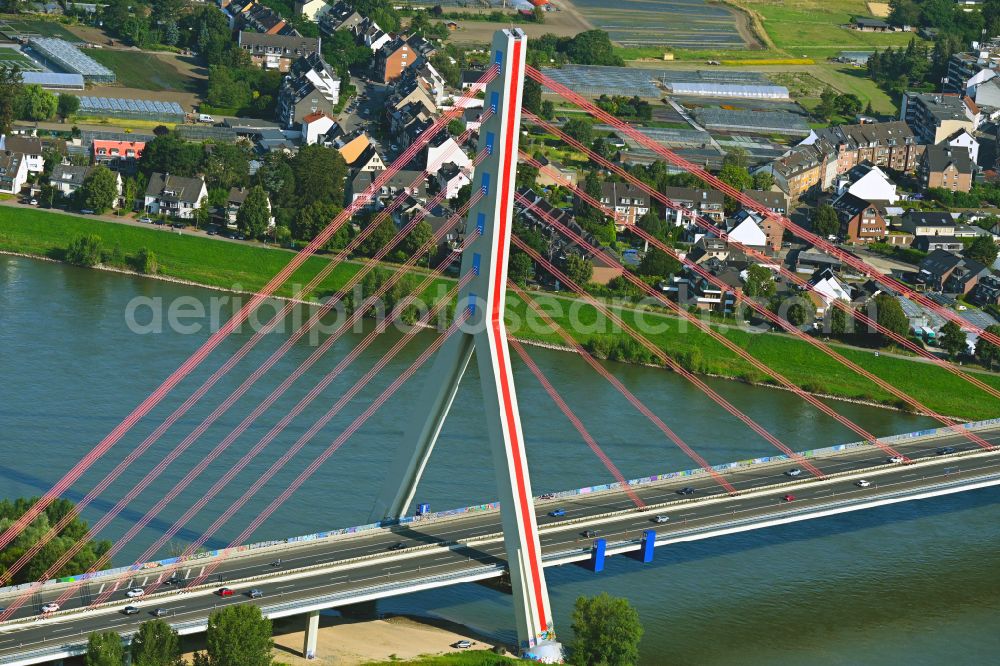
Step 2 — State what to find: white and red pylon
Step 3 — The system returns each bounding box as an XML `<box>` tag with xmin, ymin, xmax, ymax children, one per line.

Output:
<box><xmin>372</xmin><ymin>29</ymin><xmax>562</xmax><ymax>660</ymax></box>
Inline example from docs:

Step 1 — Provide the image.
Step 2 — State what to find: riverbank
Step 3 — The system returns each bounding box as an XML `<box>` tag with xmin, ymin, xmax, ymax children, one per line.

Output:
<box><xmin>3</xmin><ymin>207</ymin><xmax>1000</xmax><ymax>420</ymax></box>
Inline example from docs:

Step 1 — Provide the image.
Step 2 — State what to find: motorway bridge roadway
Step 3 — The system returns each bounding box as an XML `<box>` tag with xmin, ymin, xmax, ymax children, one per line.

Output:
<box><xmin>1</xmin><ymin>427</ymin><xmax>1000</xmax><ymax>663</ymax></box>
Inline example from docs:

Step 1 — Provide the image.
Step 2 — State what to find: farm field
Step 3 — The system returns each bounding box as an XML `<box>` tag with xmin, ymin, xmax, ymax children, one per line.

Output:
<box><xmin>0</xmin><ymin>16</ymin><xmax>81</xmax><ymax>42</ymax></box>
<box><xmin>570</xmin><ymin>0</ymin><xmax>751</xmax><ymax>50</ymax></box>
<box><xmin>0</xmin><ymin>45</ymin><xmax>42</xmax><ymax>71</ymax></box>
<box><xmin>86</xmin><ymin>49</ymin><xmax>203</xmax><ymax>93</ymax></box>
<box><xmin>739</xmin><ymin>0</ymin><xmax>926</xmax><ymax>59</ymax></box>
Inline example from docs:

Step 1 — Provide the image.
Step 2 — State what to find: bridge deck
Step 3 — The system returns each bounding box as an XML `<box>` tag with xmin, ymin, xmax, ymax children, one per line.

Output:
<box><xmin>2</xmin><ymin>425</ymin><xmax>999</xmax><ymax>665</ymax></box>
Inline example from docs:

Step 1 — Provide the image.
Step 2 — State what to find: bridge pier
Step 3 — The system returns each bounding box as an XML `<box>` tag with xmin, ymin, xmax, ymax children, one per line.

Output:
<box><xmin>303</xmin><ymin>610</ymin><xmax>319</xmax><ymax>660</ymax></box>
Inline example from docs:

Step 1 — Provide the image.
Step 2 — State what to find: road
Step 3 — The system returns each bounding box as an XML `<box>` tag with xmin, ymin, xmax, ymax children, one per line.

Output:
<box><xmin>1</xmin><ymin>425</ymin><xmax>998</xmax><ymax>663</ymax></box>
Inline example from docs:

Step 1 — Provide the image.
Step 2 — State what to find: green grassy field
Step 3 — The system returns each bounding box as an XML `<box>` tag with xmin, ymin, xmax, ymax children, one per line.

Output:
<box><xmin>86</xmin><ymin>50</ymin><xmax>201</xmax><ymax>92</ymax></box>
<box><xmin>0</xmin><ymin>17</ymin><xmax>82</xmax><ymax>42</ymax></box>
<box><xmin>0</xmin><ymin>47</ymin><xmax>42</xmax><ymax>71</ymax></box>
<box><xmin>741</xmin><ymin>0</ymin><xmax>925</xmax><ymax>59</ymax></box>
<box><xmin>3</xmin><ymin>207</ymin><xmax>999</xmax><ymax>420</ymax></box>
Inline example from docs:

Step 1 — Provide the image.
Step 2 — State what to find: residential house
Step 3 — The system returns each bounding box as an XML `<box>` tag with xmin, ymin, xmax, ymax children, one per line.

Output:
<box><xmin>238</xmin><ymin>32</ymin><xmax>320</xmax><ymax>72</ymax></box>
<box><xmin>460</xmin><ymin>69</ymin><xmax>486</xmax><ymax>90</ymax></box>
<box><xmin>301</xmin><ymin>111</ymin><xmax>338</xmax><ymax>145</ymax></box>
<box><xmin>534</xmin><ymin>156</ymin><xmax>578</xmax><ymax>189</ymax></box>
<box><xmin>0</xmin><ymin>136</ymin><xmax>43</xmax><ymax>174</ymax></box>
<box><xmin>385</xmin><ymin>75</ymin><xmax>438</xmax><ymax>118</ymax></box>
<box><xmin>597</xmin><ymin>181</ymin><xmax>650</xmax><ymax>228</ymax></box>
<box><xmin>143</xmin><ymin>173</ymin><xmax>208</xmax><ymax>219</ymax></box>
<box><xmin>0</xmin><ymin>151</ymin><xmax>28</xmax><ymax>194</ymax></box>
<box><xmin>356</xmin><ymin>18</ymin><xmax>391</xmax><ymax>52</ymax></box>
<box><xmin>435</xmin><ymin>163</ymin><xmax>472</xmax><ymax>200</ymax></box>
<box><xmin>795</xmin><ymin>249</ymin><xmax>842</xmax><ymax>275</ymax></box>
<box><xmin>92</xmin><ymin>139</ymin><xmax>145</xmax><ymax>172</ymax></box>
<box><xmin>831</xmin><ymin>192</ymin><xmax>887</xmax><ymax>243</ymax></box>
<box><xmin>969</xmin><ymin>273</ymin><xmax>1000</xmax><ymax>307</ymax></box>
<box><xmin>277</xmin><ymin>53</ymin><xmax>341</xmax><ymax>128</ymax></box>
<box><xmin>920</xmin><ymin>145</ymin><xmax>974</xmax><ymax>192</ymax></box>
<box><xmin>294</xmin><ymin>0</ymin><xmax>333</xmax><ymax>21</ymax></box>
<box><xmin>351</xmin><ymin>169</ymin><xmax>426</xmax><ymax>207</ymax></box>
<box><xmin>741</xmin><ymin>189</ymin><xmax>787</xmax><ymax>216</ymax></box>
<box><xmin>425</xmin><ymin>135</ymin><xmax>471</xmax><ymax>176</ymax></box>
<box><xmin>353</xmin><ymin>144</ymin><xmax>385</xmax><ymax>172</ymax></box>
<box><xmin>666</xmin><ymin>261</ymin><xmax>741</xmax><ymax>313</ymax></box>
<box><xmin>336</xmin><ymin>132</ymin><xmax>371</xmax><ymax>166</ymax></box>
<box><xmin>726</xmin><ymin>210</ymin><xmax>768</xmax><ymax>248</ymax></box>
<box><xmin>813</xmin><ymin>120</ymin><xmax>924</xmax><ymax>174</ymax></box>
<box><xmin>374</xmin><ymin>37</ymin><xmax>417</xmax><ymax>84</ymax></box>
<box><xmin>763</xmin><ymin>143</ymin><xmax>833</xmax><ymax>200</ymax></box>
<box><xmin>226</xmin><ymin>187</ymin><xmax>274</xmax><ymax>228</ymax></box>
<box><xmin>900</xmin><ymin>210</ymin><xmax>957</xmax><ymax>236</ymax></box>
<box><xmin>317</xmin><ymin>1</ymin><xmax>364</xmax><ymax>32</ymax></box>
<box><xmin>50</xmin><ymin>163</ymin><xmax>122</xmax><ymax>199</ymax></box>
<box><xmin>807</xmin><ymin>267</ymin><xmax>852</xmax><ymax>315</ymax></box>
<box><xmin>945</xmin><ymin>127</ymin><xmax>980</xmax><ymax>164</ymax></box>
<box><xmin>917</xmin><ymin>248</ymin><xmax>989</xmax><ymax>294</ymax></box>
<box><xmin>852</xmin><ymin>17</ymin><xmax>893</xmax><ymax>31</ymax></box>
<box><xmin>661</xmin><ymin>186</ymin><xmax>725</xmax><ymax>225</ymax></box>
<box><xmin>901</xmin><ymin>92</ymin><xmax>976</xmax><ymax>145</ymax></box>
<box><xmin>834</xmin><ymin>163</ymin><xmax>899</xmax><ymax>204</ymax></box>
<box><xmin>240</xmin><ymin>2</ymin><xmax>294</xmax><ymax>36</ymax></box>
<box><xmin>686</xmin><ymin>237</ymin><xmax>731</xmax><ymax>265</ymax></box>
<box><xmin>913</xmin><ymin>235</ymin><xmax>965</xmax><ymax>252</ymax></box>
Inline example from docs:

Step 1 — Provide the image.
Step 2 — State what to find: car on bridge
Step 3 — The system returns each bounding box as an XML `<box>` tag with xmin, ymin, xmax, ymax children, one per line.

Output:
<box><xmin>126</xmin><ymin>588</ymin><xmax>145</xmax><ymax>598</ymax></box>
<box><xmin>936</xmin><ymin>447</ymin><xmax>956</xmax><ymax>455</ymax></box>
<box><xmin>653</xmin><ymin>515</ymin><xmax>670</xmax><ymax>523</ymax></box>
<box><xmin>582</xmin><ymin>530</ymin><xmax>598</xmax><ymax>538</ymax></box>
<box><xmin>40</xmin><ymin>602</ymin><xmax>59</xmax><ymax>614</ymax></box>
<box><xmin>855</xmin><ymin>479</ymin><xmax>872</xmax><ymax>488</ymax></box>
<box><xmin>548</xmin><ymin>508</ymin><xmax>566</xmax><ymax>517</ymax></box>
<box><xmin>782</xmin><ymin>494</ymin><xmax>796</xmax><ymax>502</ymax></box>
<box><xmin>248</xmin><ymin>589</ymin><xmax>263</xmax><ymax>599</ymax></box>
<box><xmin>785</xmin><ymin>468</ymin><xmax>802</xmax><ymax>477</ymax></box>
<box><xmin>217</xmin><ymin>587</ymin><xmax>235</xmax><ymax>597</ymax></box>
<box><xmin>122</xmin><ymin>606</ymin><xmax>139</xmax><ymax>615</ymax></box>
<box><xmin>152</xmin><ymin>608</ymin><xmax>168</xmax><ymax>617</ymax></box>
<box><xmin>388</xmin><ymin>542</ymin><xmax>405</xmax><ymax>550</ymax></box>
<box><xmin>676</xmin><ymin>487</ymin><xmax>696</xmax><ymax>495</ymax></box>
<box><xmin>887</xmin><ymin>456</ymin><xmax>905</xmax><ymax>464</ymax></box>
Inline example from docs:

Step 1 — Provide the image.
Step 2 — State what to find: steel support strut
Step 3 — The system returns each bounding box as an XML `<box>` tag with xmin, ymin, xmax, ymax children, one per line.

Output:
<box><xmin>372</xmin><ymin>29</ymin><xmax>561</xmax><ymax>660</ymax></box>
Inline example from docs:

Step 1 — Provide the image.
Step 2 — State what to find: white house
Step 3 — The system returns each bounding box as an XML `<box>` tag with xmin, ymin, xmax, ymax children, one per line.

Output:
<box><xmin>726</xmin><ymin>211</ymin><xmax>767</xmax><ymax>247</ymax></box>
<box><xmin>836</xmin><ymin>164</ymin><xmax>898</xmax><ymax>204</ymax></box>
<box><xmin>226</xmin><ymin>187</ymin><xmax>275</xmax><ymax>229</ymax></box>
<box><xmin>436</xmin><ymin>163</ymin><xmax>471</xmax><ymax>200</ymax></box>
<box><xmin>294</xmin><ymin>0</ymin><xmax>332</xmax><ymax>21</ymax></box>
<box><xmin>0</xmin><ymin>135</ymin><xmax>44</xmax><ymax>174</ymax></box>
<box><xmin>143</xmin><ymin>172</ymin><xmax>208</xmax><ymax>219</ymax></box>
<box><xmin>0</xmin><ymin>150</ymin><xmax>28</xmax><ymax>194</ymax></box>
<box><xmin>808</xmin><ymin>268</ymin><xmax>852</xmax><ymax>313</ymax></box>
<box><xmin>426</xmin><ymin>136</ymin><xmax>472</xmax><ymax>176</ymax></box>
<box><xmin>302</xmin><ymin>111</ymin><xmax>338</xmax><ymax>145</ymax></box>
<box><xmin>50</xmin><ymin>164</ymin><xmax>122</xmax><ymax>199</ymax></box>
<box><xmin>945</xmin><ymin>128</ymin><xmax>980</xmax><ymax>164</ymax></box>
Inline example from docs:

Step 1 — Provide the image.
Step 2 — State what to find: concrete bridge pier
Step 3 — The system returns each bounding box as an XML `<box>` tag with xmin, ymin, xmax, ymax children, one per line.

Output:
<box><xmin>303</xmin><ymin>610</ymin><xmax>320</xmax><ymax>660</ymax></box>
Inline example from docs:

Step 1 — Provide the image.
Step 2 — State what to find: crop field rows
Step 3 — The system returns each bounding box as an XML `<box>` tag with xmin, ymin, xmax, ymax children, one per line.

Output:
<box><xmin>0</xmin><ymin>18</ymin><xmax>82</xmax><ymax>42</ymax></box>
<box><xmin>0</xmin><ymin>46</ymin><xmax>42</xmax><ymax>71</ymax></box>
<box><xmin>570</xmin><ymin>0</ymin><xmax>747</xmax><ymax>49</ymax></box>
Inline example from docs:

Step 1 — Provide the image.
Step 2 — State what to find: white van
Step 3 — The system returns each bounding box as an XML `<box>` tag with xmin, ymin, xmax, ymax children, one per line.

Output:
<box><xmin>197</xmin><ymin>114</ymin><xmax>215</xmax><ymax>124</ymax></box>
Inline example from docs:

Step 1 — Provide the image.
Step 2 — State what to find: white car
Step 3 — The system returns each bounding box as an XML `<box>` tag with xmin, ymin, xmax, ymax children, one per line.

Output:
<box><xmin>40</xmin><ymin>602</ymin><xmax>59</xmax><ymax>613</ymax></box>
<box><xmin>126</xmin><ymin>588</ymin><xmax>145</xmax><ymax>598</ymax></box>
<box><xmin>139</xmin><ymin>216</ymin><xmax>154</xmax><ymax>223</ymax></box>
<box><xmin>785</xmin><ymin>468</ymin><xmax>802</xmax><ymax>477</ymax></box>
<box><xmin>887</xmin><ymin>456</ymin><xmax>904</xmax><ymax>464</ymax></box>
<box><xmin>453</xmin><ymin>640</ymin><xmax>473</xmax><ymax>649</ymax></box>
<box><xmin>653</xmin><ymin>515</ymin><xmax>670</xmax><ymax>524</ymax></box>
<box><xmin>855</xmin><ymin>479</ymin><xmax>872</xmax><ymax>488</ymax></box>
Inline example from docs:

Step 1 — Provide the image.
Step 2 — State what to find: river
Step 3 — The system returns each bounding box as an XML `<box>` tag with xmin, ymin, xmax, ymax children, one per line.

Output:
<box><xmin>1</xmin><ymin>255</ymin><xmax>998</xmax><ymax>664</ymax></box>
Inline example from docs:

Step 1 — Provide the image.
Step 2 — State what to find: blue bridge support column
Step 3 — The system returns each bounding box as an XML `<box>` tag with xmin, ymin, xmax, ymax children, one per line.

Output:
<box><xmin>586</xmin><ymin>538</ymin><xmax>606</xmax><ymax>572</ymax></box>
<box><xmin>630</xmin><ymin>529</ymin><xmax>656</xmax><ymax>563</ymax></box>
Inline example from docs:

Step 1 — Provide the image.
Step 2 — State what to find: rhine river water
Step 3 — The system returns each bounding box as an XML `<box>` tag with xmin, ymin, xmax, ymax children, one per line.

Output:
<box><xmin>2</xmin><ymin>254</ymin><xmax>999</xmax><ymax>664</ymax></box>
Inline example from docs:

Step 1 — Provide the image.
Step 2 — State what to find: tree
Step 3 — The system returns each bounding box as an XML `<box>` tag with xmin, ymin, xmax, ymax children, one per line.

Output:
<box><xmin>131</xmin><ymin>619</ymin><xmax>182</xmax><ymax>666</ymax></box>
<box><xmin>815</xmin><ymin>87</ymin><xmax>838</xmax><ymax>122</ymax></box>
<box><xmin>0</xmin><ymin>64</ymin><xmax>22</xmax><ymax>137</ymax></box>
<box><xmin>564</xmin><ymin>253</ymin><xmax>594</xmax><ymax>285</ymax></box>
<box><xmin>829</xmin><ymin>304</ymin><xmax>849</xmax><ymax>336</ymax></box>
<box><xmin>523</xmin><ymin>78</ymin><xmax>542</xmax><ymax>114</ymax></box>
<box><xmin>133</xmin><ymin>247</ymin><xmax>158</xmax><ymax>275</ymax></box>
<box><xmin>966</xmin><ymin>235</ymin><xmax>999</xmax><ymax>266</ymax></box>
<box><xmin>290</xmin><ymin>144</ymin><xmax>348</xmax><ymax>207</ymax></box>
<box><xmin>569</xmin><ymin>593</ymin><xmax>643</xmax><ymax>666</ymax></box>
<box><xmin>357</xmin><ymin>215</ymin><xmax>397</xmax><ymax>257</ymax></box>
<box><xmin>85</xmin><ymin>631</ymin><xmax>124</xmax><ymax>666</ymax></box>
<box><xmin>563</xmin><ymin>118</ymin><xmax>594</xmax><ymax>146</ymax></box>
<box><xmin>636</xmin><ymin>209</ymin><xmax>668</xmax><ymax>243</ymax></box>
<box><xmin>565</xmin><ymin>31</ymin><xmax>623</xmax><ymax>66</ymax></box>
<box><xmin>873</xmin><ymin>293</ymin><xmax>909</xmax><ymax>341</ymax></box>
<box><xmin>402</xmin><ymin>219</ymin><xmax>433</xmax><ymax>260</ymax></box>
<box><xmin>140</xmin><ymin>133</ymin><xmax>204</xmax><ymax>177</ymax></box>
<box><xmin>718</xmin><ymin>161</ymin><xmax>752</xmax><ymax>192</ymax></box>
<box><xmin>236</xmin><ymin>186</ymin><xmax>271</xmax><ymax>240</ymax></box>
<box><xmin>203</xmin><ymin>604</ymin><xmax>274</xmax><ymax>666</ymax></box>
<box><xmin>17</xmin><ymin>84</ymin><xmax>57</xmax><ymax>121</ymax></box>
<box><xmin>66</xmin><ymin>234</ymin><xmax>104</xmax><ymax>267</ymax></box>
<box><xmin>786</xmin><ymin>302</ymin><xmax>808</xmax><ymax>326</ymax></box>
<box><xmin>57</xmin><ymin>93</ymin><xmax>80</xmax><ymax>120</ymax></box>
<box><xmin>203</xmin><ymin>142</ymin><xmax>251</xmax><ymax>190</ymax></box>
<box><xmin>812</xmin><ymin>204</ymin><xmax>840</xmax><ymax>239</ymax></box>
<box><xmin>752</xmin><ymin>171</ymin><xmax>774</xmax><ymax>191</ymax></box>
<box><xmin>743</xmin><ymin>264</ymin><xmax>775</xmax><ymax>298</ymax></box>
<box><xmin>81</xmin><ymin>166</ymin><xmax>119</xmax><ymax>214</ymax></box>
<box><xmin>292</xmin><ymin>200</ymin><xmax>339</xmax><ymax>242</ymax></box>
<box><xmin>975</xmin><ymin>324</ymin><xmax>1000</xmax><ymax>368</ymax></box>
<box><xmin>509</xmin><ymin>252</ymin><xmax>534</xmax><ymax>286</ymax></box>
<box><xmin>939</xmin><ymin>320</ymin><xmax>967</xmax><ymax>358</ymax></box>
<box><xmin>636</xmin><ymin>247</ymin><xmax>680</xmax><ymax>280</ymax></box>
<box><xmin>540</xmin><ymin>99</ymin><xmax>555</xmax><ymax>120</ymax></box>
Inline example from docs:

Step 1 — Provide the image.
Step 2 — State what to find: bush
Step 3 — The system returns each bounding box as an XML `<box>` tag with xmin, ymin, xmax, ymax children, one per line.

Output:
<box><xmin>65</xmin><ymin>234</ymin><xmax>103</xmax><ymax>266</ymax></box>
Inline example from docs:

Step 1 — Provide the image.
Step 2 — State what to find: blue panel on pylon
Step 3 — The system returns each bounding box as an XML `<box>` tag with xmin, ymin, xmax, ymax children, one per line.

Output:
<box><xmin>476</xmin><ymin>212</ymin><xmax>486</xmax><ymax>235</ymax></box>
<box><xmin>485</xmin><ymin>131</ymin><xmax>495</xmax><ymax>155</ymax></box>
<box><xmin>590</xmin><ymin>538</ymin><xmax>606</xmax><ymax>572</ymax></box>
<box><xmin>494</xmin><ymin>50</ymin><xmax>503</xmax><ymax>66</ymax></box>
<box><xmin>472</xmin><ymin>253</ymin><xmax>481</xmax><ymax>276</ymax></box>
<box><xmin>490</xmin><ymin>91</ymin><xmax>499</xmax><ymax>113</ymax></box>
<box><xmin>481</xmin><ymin>172</ymin><xmax>491</xmax><ymax>195</ymax></box>
<box><xmin>467</xmin><ymin>293</ymin><xmax>477</xmax><ymax>315</ymax></box>
<box><xmin>639</xmin><ymin>529</ymin><xmax>655</xmax><ymax>563</ymax></box>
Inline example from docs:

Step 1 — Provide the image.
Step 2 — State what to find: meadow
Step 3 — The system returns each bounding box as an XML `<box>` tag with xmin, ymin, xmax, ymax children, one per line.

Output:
<box><xmin>86</xmin><ymin>50</ymin><xmax>202</xmax><ymax>93</ymax></box>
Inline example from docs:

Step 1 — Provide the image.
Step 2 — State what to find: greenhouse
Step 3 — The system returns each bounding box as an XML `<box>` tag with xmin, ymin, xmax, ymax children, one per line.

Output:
<box><xmin>77</xmin><ymin>96</ymin><xmax>186</xmax><ymax>122</ymax></box>
<box><xmin>667</xmin><ymin>82</ymin><xmax>789</xmax><ymax>100</ymax></box>
<box><xmin>28</xmin><ymin>37</ymin><xmax>115</xmax><ymax>83</ymax></box>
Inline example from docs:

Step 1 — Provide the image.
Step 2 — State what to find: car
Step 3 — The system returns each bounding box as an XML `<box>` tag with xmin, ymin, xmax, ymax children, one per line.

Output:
<box><xmin>676</xmin><ymin>487</ymin><xmax>696</xmax><ymax>495</ymax></box>
<box><xmin>653</xmin><ymin>515</ymin><xmax>670</xmax><ymax>524</ymax></box>
<box><xmin>936</xmin><ymin>447</ymin><xmax>956</xmax><ymax>455</ymax></box>
<box><xmin>217</xmin><ymin>587</ymin><xmax>234</xmax><ymax>597</ymax></box>
<box><xmin>782</xmin><ymin>494</ymin><xmax>796</xmax><ymax>502</ymax></box>
<box><xmin>163</xmin><ymin>576</ymin><xmax>181</xmax><ymax>586</ymax></box>
<box><xmin>236</xmin><ymin>234</ymin><xmax>246</xmax><ymax>240</ymax></box>
<box><xmin>126</xmin><ymin>588</ymin><xmax>145</xmax><ymax>598</ymax></box>
<box><xmin>139</xmin><ymin>216</ymin><xmax>153</xmax><ymax>223</ymax></box>
<box><xmin>153</xmin><ymin>219</ymin><xmax>165</xmax><ymax>225</ymax></box>
<box><xmin>785</xmin><ymin>468</ymin><xmax>803</xmax><ymax>477</ymax></box>
<box><xmin>248</xmin><ymin>588</ymin><xmax>263</xmax><ymax>599</ymax></box>
<box><xmin>539</xmin><ymin>493</ymin><xmax>554</xmax><ymax>500</ymax></box>
<box><xmin>855</xmin><ymin>479</ymin><xmax>872</xmax><ymax>488</ymax></box>
<box><xmin>171</xmin><ymin>223</ymin><xmax>184</xmax><ymax>229</ymax></box>
<box><xmin>122</xmin><ymin>605</ymin><xmax>140</xmax><ymax>615</ymax></box>
<box><xmin>548</xmin><ymin>508</ymin><xmax>566</xmax><ymax>517</ymax></box>
<box><xmin>453</xmin><ymin>640</ymin><xmax>473</xmax><ymax>649</ymax></box>
<box><xmin>40</xmin><ymin>602</ymin><xmax>60</xmax><ymax>613</ymax></box>
<box><xmin>582</xmin><ymin>529</ymin><xmax>598</xmax><ymax>538</ymax></box>
<box><xmin>388</xmin><ymin>542</ymin><xmax>404</xmax><ymax>550</ymax></box>
<box><xmin>207</xmin><ymin>229</ymin><xmax>216</xmax><ymax>235</ymax></box>
<box><xmin>80</xmin><ymin>208</ymin><xmax>95</xmax><ymax>215</ymax></box>
<box><xmin>29</xmin><ymin>198</ymin><xmax>38</xmax><ymax>206</ymax></box>
<box><xmin>269</xmin><ymin>559</ymin><xmax>282</xmax><ymax>567</ymax></box>
<box><xmin>152</xmin><ymin>608</ymin><xmax>168</xmax><ymax>617</ymax></box>
<box><xmin>887</xmin><ymin>456</ymin><xmax>905</xmax><ymax>464</ymax></box>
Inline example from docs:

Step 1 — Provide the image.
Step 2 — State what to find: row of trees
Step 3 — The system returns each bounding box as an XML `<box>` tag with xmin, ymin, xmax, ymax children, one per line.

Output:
<box><xmin>0</xmin><ymin>64</ymin><xmax>81</xmax><ymax>128</ymax></box>
<box><xmin>527</xmin><ymin>30</ymin><xmax>623</xmax><ymax>68</ymax></box>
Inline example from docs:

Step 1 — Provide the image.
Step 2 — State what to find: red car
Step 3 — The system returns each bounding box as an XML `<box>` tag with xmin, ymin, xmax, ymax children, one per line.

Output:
<box><xmin>217</xmin><ymin>587</ymin><xmax>235</xmax><ymax>597</ymax></box>
<box><xmin>782</xmin><ymin>494</ymin><xmax>796</xmax><ymax>502</ymax></box>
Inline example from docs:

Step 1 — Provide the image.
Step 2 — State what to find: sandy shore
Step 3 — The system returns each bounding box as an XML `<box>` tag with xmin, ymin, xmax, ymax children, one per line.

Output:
<box><xmin>179</xmin><ymin>613</ymin><xmax>507</xmax><ymax>665</ymax></box>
